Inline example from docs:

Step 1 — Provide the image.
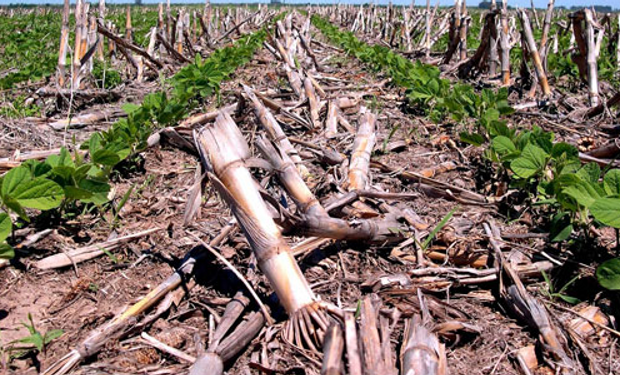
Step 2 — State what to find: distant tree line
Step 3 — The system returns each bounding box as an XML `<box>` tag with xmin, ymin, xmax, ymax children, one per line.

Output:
<box><xmin>478</xmin><ymin>2</ymin><xmax>615</xmax><ymax>12</ymax></box>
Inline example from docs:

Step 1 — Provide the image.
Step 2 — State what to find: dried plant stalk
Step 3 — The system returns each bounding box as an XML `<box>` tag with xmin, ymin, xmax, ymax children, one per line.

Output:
<box><xmin>400</xmin><ymin>314</ymin><xmax>447</xmax><ymax>375</ymax></box>
<box><xmin>72</xmin><ymin>0</ymin><xmax>84</xmax><ymax>88</ymax></box>
<box><xmin>257</xmin><ymin>136</ymin><xmax>403</xmax><ymax>243</ymax></box>
<box><xmin>519</xmin><ymin>9</ymin><xmax>551</xmax><ymax>96</ymax></box>
<box><xmin>125</xmin><ymin>6</ymin><xmax>133</xmax><ymax>41</ymax></box>
<box><xmin>243</xmin><ymin>85</ymin><xmax>308</xmax><ymax>176</ymax></box>
<box><xmin>499</xmin><ymin>1</ymin><xmax>511</xmax><ymax>84</ymax></box>
<box><xmin>484</xmin><ymin>222</ymin><xmax>579</xmax><ymax>374</ymax></box>
<box><xmin>321</xmin><ymin>324</ymin><xmax>345</xmax><ymax>375</ymax></box>
<box><xmin>195</xmin><ymin>112</ymin><xmax>315</xmax><ymax>314</ymax></box>
<box><xmin>41</xmin><ymin>255</ymin><xmax>200</xmax><ymax>375</ymax></box>
<box><xmin>325</xmin><ymin>100</ymin><xmax>339</xmax><ymax>139</ymax></box>
<box><xmin>539</xmin><ymin>0</ymin><xmax>555</xmax><ymax>62</ymax></box>
<box><xmin>584</xmin><ymin>9</ymin><xmax>600</xmax><ymax>107</ymax></box>
<box><xmin>56</xmin><ymin>0</ymin><xmax>70</xmax><ymax>87</ymax></box>
<box><xmin>305</xmin><ymin>77</ymin><xmax>321</xmax><ymax>129</ymax></box>
<box><xmin>348</xmin><ymin>107</ymin><xmax>376</xmax><ymax>191</ymax></box>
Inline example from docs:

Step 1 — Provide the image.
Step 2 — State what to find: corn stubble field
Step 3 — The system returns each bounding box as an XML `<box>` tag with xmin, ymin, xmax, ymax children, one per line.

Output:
<box><xmin>0</xmin><ymin>0</ymin><xmax>620</xmax><ymax>374</ymax></box>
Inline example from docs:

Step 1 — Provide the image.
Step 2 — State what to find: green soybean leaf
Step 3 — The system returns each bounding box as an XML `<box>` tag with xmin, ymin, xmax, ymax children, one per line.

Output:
<box><xmin>0</xmin><ymin>242</ymin><xmax>14</xmax><ymax>260</ymax></box>
<box><xmin>563</xmin><ymin>182</ymin><xmax>601</xmax><ymax>208</ymax></box>
<box><xmin>79</xmin><ymin>179</ymin><xmax>111</xmax><ymax>194</ymax></box>
<box><xmin>459</xmin><ymin>132</ymin><xmax>485</xmax><ymax>146</ymax></box>
<box><xmin>46</xmin><ymin>148</ymin><xmax>74</xmax><ymax>168</ymax></box>
<box><xmin>511</xmin><ymin>157</ymin><xmax>539</xmax><ymax>178</ymax></box>
<box><xmin>492</xmin><ymin>136</ymin><xmax>516</xmax><ymax>155</ymax></box>
<box><xmin>10</xmin><ymin>178</ymin><xmax>65</xmax><ymax>210</ymax></box>
<box><xmin>92</xmin><ymin>149</ymin><xmax>121</xmax><ymax>167</ymax></box>
<box><xmin>80</xmin><ymin>192</ymin><xmax>110</xmax><ymax>205</ymax></box>
<box><xmin>549</xmin><ymin>212</ymin><xmax>573</xmax><ymax>242</ymax></box>
<box><xmin>121</xmin><ymin>103</ymin><xmax>141</xmax><ymax>114</ymax></box>
<box><xmin>576</xmin><ymin>163</ymin><xmax>601</xmax><ymax>185</ymax></box>
<box><xmin>591</xmin><ymin>198</ymin><xmax>620</xmax><ymax>228</ymax></box>
<box><xmin>596</xmin><ymin>258</ymin><xmax>620</xmax><ymax>290</ymax></box>
<box><xmin>510</xmin><ymin>143</ymin><xmax>547</xmax><ymax>178</ymax></box>
<box><xmin>0</xmin><ymin>213</ymin><xmax>11</xmax><ymax>242</ymax></box>
<box><xmin>551</xmin><ymin>142</ymin><xmax>579</xmax><ymax>159</ymax></box>
<box><xmin>603</xmin><ymin>169</ymin><xmax>620</xmax><ymax>196</ymax></box>
<box><xmin>1</xmin><ymin>167</ymin><xmax>31</xmax><ymax>198</ymax></box>
<box><xmin>64</xmin><ymin>186</ymin><xmax>94</xmax><ymax>200</ymax></box>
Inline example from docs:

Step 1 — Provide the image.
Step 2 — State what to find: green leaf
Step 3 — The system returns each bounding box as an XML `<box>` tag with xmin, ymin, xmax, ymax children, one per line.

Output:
<box><xmin>596</xmin><ymin>258</ymin><xmax>620</xmax><ymax>290</ymax></box>
<box><xmin>46</xmin><ymin>148</ymin><xmax>74</xmax><ymax>169</ymax></box>
<box><xmin>79</xmin><ymin>179</ymin><xmax>111</xmax><ymax>194</ymax></box>
<box><xmin>121</xmin><ymin>103</ymin><xmax>141</xmax><ymax>114</ymax></box>
<box><xmin>63</xmin><ymin>186</ymin><xmax>94</xmax><ymax>200</ymax></box>
<box><xmin>459</xmin><ymin>132</ymin><xmax>485</xmax><ymax>146</ymax></box>
<box><xmin>3</xmin><ymin>197</ymin><xmax>28</xmax><ymax>222</ymax></box>
<box><xmin>43</xmin><ymin>329</ymin><xmax>63</xmax><ymax>345</ymax></box>
<box><xmin>591</xmin><ymin>198</ymin><xmax>620</xmax><ymax>228</ymax></box>
<box><xmin>9</xmin><ymin>178</ymin><xmax>65</xmax><ymax>210</ymax></box>
<box><xmin>422</xmin><ymin>206</ymin><xmax>458</xmax><ymax>250</ymax></box>
<box><xmin>80</xmin><ymin>192</ymin><xmax>110</xmax><ymax>205</ymax></box>
<box><xmin>603</xmin><ymin>169</ymin><xmax>620</xmax><ymax>196</ymax></box>
<box><xmin>91</xmin><ymin>149</ymin><xmax>121</xmax><ymax>167</ymax></box>
<box><xmin>510</xmin><ymin>143</ymin><xmax>548</xmax><ymax>178</ymax></box>
<box><xmin>492</xmin><ymin>136</ymin><xmax>516</xmax><ymax>155</ymax></box>
<box><xmin>563</xmin><ymin>182</ymin><xmax>601</xmax><ymax>208</ymax></box>
<box><xmin>1</xmin><ymin>167</ymin><xmax>31</xmax><ymax>199</ymax></box>
<box><xmin>557</xmin><ymin>294</ymin><xmax>580</xmax><ymax>304</ymax></box>
<box><xmin>551</xmin><ymin>142</ymin><xmax>579</xmax><ymax>159</ymax></box>
<box><xmin>0</xmin><ymin>242</ymin><xmax>14</xmax><ymax>260</ymax></box>
<box><xmin>576</xmin><ymin>163</ymin><xmax>600</xmax><ymax>185</ymax></box>
<box><xmin>0</xmin><ymin>213</ymin><xmax>11</xmax><ymax>242</ymax></box>
<box><xmin>549</xmin><ymin>212</ymin><xmax>573</xmax><ymax>242</ymax></box>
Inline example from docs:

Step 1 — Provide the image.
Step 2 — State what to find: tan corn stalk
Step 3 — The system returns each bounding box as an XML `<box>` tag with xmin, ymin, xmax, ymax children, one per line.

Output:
<box><xmin>500</xmin><ymin>0</ymin><xmax>511</xmax><ymax>84</ymax></box>
<box><xmin>325</xmin><ymin>100</ymin><xmax>338</xmax><ymax>139</ymax></box>
<box><xmin>617</xmin><ymin>14</ymin><xmax>620</xmax><ymax>69</ymax></box>
<box><xmin>519</xmin><ymin>9</ymin><xmax>551</xmax><ymax>96</ymax></box>
<box><xmin>458</xmin><ymin>0</ymin><xmax>468</xmax><ymax>61</ymax></box>
<box><xmin>97</xmin><ymin>0</ymin><xmax>105</xmax><ymax>60</ymax></box>
<box><xmin>195</xmin><ymin>113</ymin><xmax>331</xmax><ymax>349</ymax></box>
<box><xmin>400</xmin><ymin>292</ymin><xmax>447</xmax><ymax>375</ymax></box>
<box><xmin>125</xmin><ymin>6</ymin><xmax>133</xmax><ymax>42</ymax></box>
<box><xmin>584</xmin><ymin>9</ymin><xmax>600</xmax><ymax>107</ymax></box>
<box><xmin>41</xmin><ymin>254</ymin><xmax>201</xmax><ymax>375</ymax></box>
<box><xmin>56</xmin><ymin>0</ymin><xmax>70</xmax><ymax>87</ymax></box>
<box><xmin>71</xmin><ymin>0</ymin><xmax>84</xmax><ymax>88</ymax></box>
<box><xmin>242</xmin><ymin>85</ymin><xmax>308</xmax><ymax>176</ymax></box>
<box><xmin>539</xmin><ymin>0</ymin><xmax>555</xmax><ymax>63</ymax></box>
<box><xmin>348</xmin><ymin>107</ymin><xmax>376</xmax><ymax>191</ymax></box>
<box><xmin>304</xmin><ymin>77</ymin><xmax>321</xmax><ymax>129</ymax></box>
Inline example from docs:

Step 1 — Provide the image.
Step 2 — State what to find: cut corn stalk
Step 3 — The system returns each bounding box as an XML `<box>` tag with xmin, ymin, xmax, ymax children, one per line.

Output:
<box><xmin>348</xmin><ymin>107</ymin><xmax>376</xmax><ymax>191</ymax></box>
<box><xmin>518</xmin><ymin>9</ymin><xmax>551</xmax><ymax>96</ymax></box>
<box><xmin>56</xmin><ymin>0</ymin><xmax>70</xmax><ymax>87</ymax></box>
<box><xmin>195</xmin><ymin>112</ymin><xmax>332</xmax><ymax>349</ymax></box>
<box><xmin>400</xmin><ymin>292</ymin><xmax>447</xmax><ymax>375</ymax></box>
<box><xmin>190</xmin><ymin>293</ymin><xmax>265</xmax><ymax>375</ymax></box>
<box><xmin>34</xmin><ymin>227</ymin><xmax>163</xmax><ymax>269</ymax></box>
<box><xmin>304</xmin><ymin>77</ymin><xmax>321</xmax><ymax>129</ymax></box>
<box><xmin>499</xmin><ymin>1</ymin><xmax>511</xmax><ymax>85</ymax></box>
<box><xmin>285</xmin><ymin>65</ymin><xmax>305</xmax><ymax>99</ymax></box>
<box><xmin>325</xmin><ymin>100</ymin><xmax>338</xmax><ymax>139</ymax></box>
<box><xmin>41</xmin><ymin>253</ymin><xmax>201</xmax><ymax>375</ymax></box>
<box><xmin>256</xmin><ymin>136</ymin><xmax>404</xmax><ymax>243</ymax></box>
<box><xmin>243</xmin><ymin>84</ymin><xmax>309</xmax><ymax>177</ymax></box>
<box><xmin>321</xmin><ymin>324</ymin><xmax>345</xmax><ymax>375</ymax></box>
<box><xmin>484</xmin><ymin>222</ymin><xmax>579</xmax><ymax>374</ymax></box>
